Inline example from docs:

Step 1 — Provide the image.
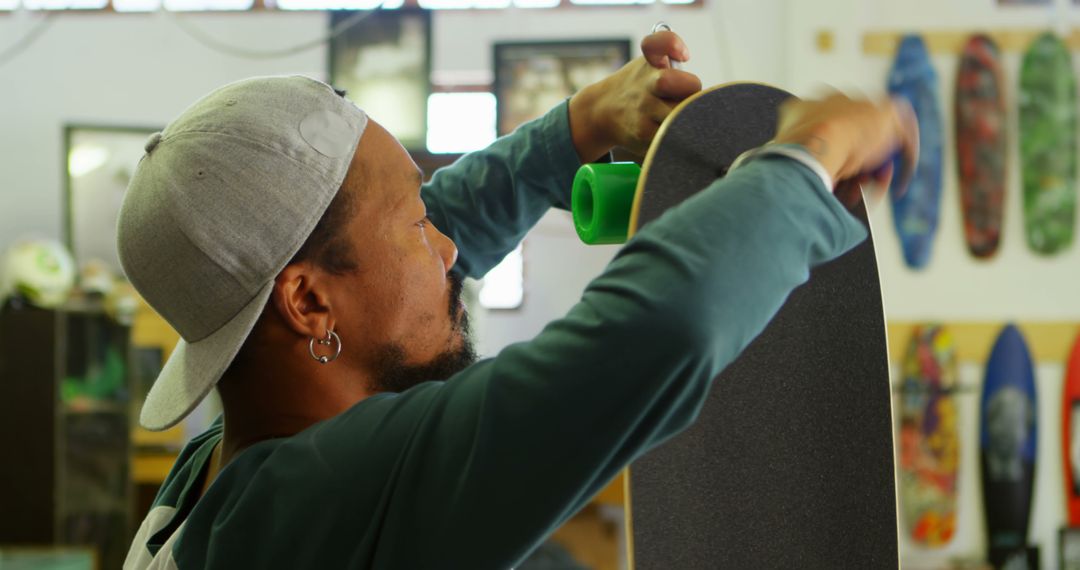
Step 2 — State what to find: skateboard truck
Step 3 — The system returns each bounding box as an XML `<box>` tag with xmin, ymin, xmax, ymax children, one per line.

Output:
<box><xmin>571</xmin><ymin>162</ymin><xmax>640</xmax><ymax>245</ymax></box>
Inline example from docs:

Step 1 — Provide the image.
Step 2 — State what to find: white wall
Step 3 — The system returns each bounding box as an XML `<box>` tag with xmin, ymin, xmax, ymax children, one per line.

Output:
<box><xmin>0</xmin><ymin>10</ymin><xmax>328</xmax><ymax>245</ymax></box>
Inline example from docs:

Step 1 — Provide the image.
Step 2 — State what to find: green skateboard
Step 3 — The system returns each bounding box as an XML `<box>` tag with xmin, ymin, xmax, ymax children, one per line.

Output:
<box><xmin>1019</xmin><ymin>32</ymin><xmax>1077</xmax><ymax>255</ymax></box>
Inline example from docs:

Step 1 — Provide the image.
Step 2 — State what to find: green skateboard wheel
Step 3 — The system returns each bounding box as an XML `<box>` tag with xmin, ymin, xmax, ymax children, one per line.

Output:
<box><xmin>571</xmin><ymin>162</ymin><xmax>641</xmax><ymax>245</ymax></box>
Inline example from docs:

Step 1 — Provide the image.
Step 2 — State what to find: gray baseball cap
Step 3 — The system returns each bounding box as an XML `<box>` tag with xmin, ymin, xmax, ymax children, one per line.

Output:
<box><xmin>118</xmin><ymin>75</ymin><xmax>368</xmax><ymax>431</ymax></box>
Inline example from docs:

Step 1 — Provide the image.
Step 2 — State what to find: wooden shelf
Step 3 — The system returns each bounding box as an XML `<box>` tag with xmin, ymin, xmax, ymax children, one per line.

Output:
<box><xmin>131</xmin><ymin>298</ymin><xmax>180</xmax><ymax>363</ymax></box>
<box><xmin>133</xmin><ymin>452</ymin><xmax>179</xmax><ymax>485</ymax></box>
<box><xmin>862</xmin><ymin>29</ymin><xmax>1080</xmax><ymax>56</ymax></box>
<box><xmin>886</xmin><ymin>321</ymin><xmax>1078</xmax><ymax>363</ymax></box>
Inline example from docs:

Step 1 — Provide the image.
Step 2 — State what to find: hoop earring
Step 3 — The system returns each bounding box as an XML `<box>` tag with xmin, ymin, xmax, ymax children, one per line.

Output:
<box><xmin>308</xmin><ymin>329</ymin><xmax>342</xmax><ymax>364</ymax></box>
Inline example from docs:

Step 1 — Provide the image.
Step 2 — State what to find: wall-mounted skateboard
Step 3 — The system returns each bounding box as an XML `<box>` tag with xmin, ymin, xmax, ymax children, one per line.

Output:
<box><xmin>1063</xmin><ymin>331</ymin><xmax>1080</xmax><ymax>526</ymax></box>
<box><xmin>888</xmin><ymin>34</ymin><xmax>943</xmax><ymax>270</ymax></box>
<box><xmin>1019</xmin><ymin>33</ymin><xmax>1077</xmax><ymax>255</ymax></box>
<box><xmin>955</xmin><ymin>34</ymin><xmax>1007</xmax><ymax>260</ymax></box>
<box><xmin>981</xmin><ymin>324</ymin><xmax>1038</xmax><ymax>568</ymax></box>
<box><xmin>898</xmin><ymin>324</ymin><xmax>960</xmax><ymax>548</ymax></box>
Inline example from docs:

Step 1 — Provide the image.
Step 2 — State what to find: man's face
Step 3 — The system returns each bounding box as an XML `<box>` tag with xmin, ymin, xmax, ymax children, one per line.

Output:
<box><xmin>328</xmin><ymin>119</ymin><xmax>476</xmax><ymax>392</ymax></box>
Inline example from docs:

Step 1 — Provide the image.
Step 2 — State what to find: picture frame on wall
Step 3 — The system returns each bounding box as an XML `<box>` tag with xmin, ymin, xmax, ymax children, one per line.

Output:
<box><xmin>494</xmin><ymin>39</ymin><xmax>631</xmax><ymax>136</ymax></box>
<box><xmin>64</xmin><ymin>125</ymin><xmax>159</xmax><ymax>277</ymax></box>
<box><xmin>329</xmin><ymin>9</ymin><xmax>432</xmax><ymax>151</ymax></box>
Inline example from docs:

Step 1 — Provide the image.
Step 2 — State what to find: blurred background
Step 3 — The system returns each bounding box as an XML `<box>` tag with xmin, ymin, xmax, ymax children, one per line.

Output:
<box><xmin>1</xmin><ymin>0</ymin><xmax>1080</xmax><ymax>568</ymax></box>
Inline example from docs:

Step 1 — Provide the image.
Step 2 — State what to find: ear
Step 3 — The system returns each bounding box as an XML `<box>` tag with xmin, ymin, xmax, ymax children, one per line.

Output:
<box><xmin>270</xmin><ymin>264</ymin><xmax>337</xmax><ymax>339</ymax></box>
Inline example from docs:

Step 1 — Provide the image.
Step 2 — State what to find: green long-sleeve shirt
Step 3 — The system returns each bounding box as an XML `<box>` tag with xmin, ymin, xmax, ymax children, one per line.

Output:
<box><xmin>124</xmin><ymin>101</ymin><xmax>867</xmax><ymax>570</ymax></box>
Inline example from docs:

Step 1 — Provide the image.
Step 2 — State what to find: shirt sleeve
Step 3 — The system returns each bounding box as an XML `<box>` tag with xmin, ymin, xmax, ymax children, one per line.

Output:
<box><xmin>314</xmin><ymin>154</ymin><xmax>869</xmax><ymax>568</ymax></box>
<box><xmin>420</xmin><ymin>100</ymin><xmax>582</xmax><ymax>279</ymax></box>
<box><xmin>731</xmin><ymin>143</ymin><xmax>836</xmax><ymax>192</ymax></box>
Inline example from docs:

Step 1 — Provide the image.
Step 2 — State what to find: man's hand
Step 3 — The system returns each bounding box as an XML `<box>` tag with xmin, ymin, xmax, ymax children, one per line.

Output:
<box><xmin>568</xmin><ymin>31</ymin><xmax>702</xmax><ymax>161</ymax></box>
<box><xmin>771</xmin><ymin>92</ymin><xmax>920</xmax><ymax>196</ymax></box>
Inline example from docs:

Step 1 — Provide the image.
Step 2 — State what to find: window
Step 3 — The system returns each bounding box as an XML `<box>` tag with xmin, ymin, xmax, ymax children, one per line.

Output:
<box><xmin>111</xmin><ymin>0</ymin><xmax>159</xmax><ymax>9</ymax></box>
<box><xmin>479</xmin><ymin>244</ymin><xmax>524</xmax><ymax>310</ymax></box>
<box><xmin>162</xmin><ymin>0</ymin><xmax>253</xmax><ymax>10</ymax></box>
<box><xmin>426</xmin><ymin>92</ymin><xmax>497</xmax><ymax>154</ymax></box>
<box><xmin>418</xmin><ymin>0</ymin><xmax>507</xmax><ymax>8</ymax></box>
<box><xmin>270</xmin><ymin>0</ymin><xmax>403</xmax><ymax>9</ymax></box>
<box><xmin>21</xmin><ymin>0</ymin><xmax>107</xmax><ymax>8</ymax></box>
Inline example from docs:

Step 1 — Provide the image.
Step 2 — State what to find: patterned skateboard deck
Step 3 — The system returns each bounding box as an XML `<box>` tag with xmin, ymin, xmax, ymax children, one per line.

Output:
<box><xmin>888</xmin><ymin>34</ymin><xmax>944</xmax><ymax>269</ymax></box>
<box><xmin>1019</xmin><ymin>32</ymin><xmax>1077</xmax><ymax>255</ymax></box>
<box><xmin>1064</xmin><ymin>331</ymin><xmax>1080</xmax><ymax>526</ymax></box>
<box><xmin>955</xmin><ymin>34</ymin><xmax>1007</xmax><ymax>259</ymax></box>
<box><xmin>981</xmin><ymin>324</ymin><xmax>1038</xmax><ymax>567</ymax></box>
<box><xmin>898</xmin><ymin>324</ymin><xmax>959</xmax><ymax>547</ymax></box>
<box><xmin>623</xmin><ymin>83</ymin><xmax>898</xmax><ymax>569</ymax></box>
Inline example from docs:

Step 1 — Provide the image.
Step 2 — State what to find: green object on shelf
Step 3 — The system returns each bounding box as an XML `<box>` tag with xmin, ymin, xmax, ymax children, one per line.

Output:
<box><xmin>60</xmin><ymin>346</ymin><xmax>126</xmax><ymax>403</ymax></box>
<box><xmin>571</xmin><ymin>162</ymin><xmax>641</xmax><ymax>245</ymax></box>
<box><xmin>0</xmin><ymin>548</ymin><xmax>94</xmax><ymax>570</ymax></box>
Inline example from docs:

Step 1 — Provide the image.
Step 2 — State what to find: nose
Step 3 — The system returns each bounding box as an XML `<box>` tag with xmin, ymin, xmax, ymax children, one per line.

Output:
<box><xmin>432</xmin><ymin>224</ymin><xmax>458</xmax><ymax>274</ymax></box>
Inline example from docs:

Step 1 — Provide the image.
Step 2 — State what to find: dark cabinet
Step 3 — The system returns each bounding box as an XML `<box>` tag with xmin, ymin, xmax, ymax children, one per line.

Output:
<box><xmin>0</xmin><ymin>300</ymin><xmax>133</xmax><ymax>570</ymax></box>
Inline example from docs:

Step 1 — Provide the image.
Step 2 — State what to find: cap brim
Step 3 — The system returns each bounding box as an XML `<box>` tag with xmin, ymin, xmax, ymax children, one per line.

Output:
<box><xmin>139</xmin><ymin>281</ymin><xmax>274</xmax><ymax>431</ymax></box>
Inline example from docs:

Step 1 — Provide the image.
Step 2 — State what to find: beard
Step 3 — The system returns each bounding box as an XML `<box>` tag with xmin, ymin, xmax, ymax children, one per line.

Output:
<box><xmin>368</xmin><ymin>271</ymin><xmax>478</xmax><ymax>394</ymax></box>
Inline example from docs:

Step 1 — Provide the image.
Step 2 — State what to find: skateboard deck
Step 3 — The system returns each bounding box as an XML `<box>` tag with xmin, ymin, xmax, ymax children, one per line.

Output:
<box><xmin>888</xmin><ymin>34</ymin><xmax>944</xmax><ymax>269</ymax></box>
<box><xmin>981</xmin><ymin>324</ymin><xmax>1038</xmax><ymax>567</ymax></box>
<box><xmin>1064</xmin><ymin>331</ymin><xmax>1080</xmax><ymax>526</ymax></box>
<box><xmin>955</xmin><ymin>34</ymin><xmax>1007</xmax><ymax>259</ymax></box>
<box><xmin>1019</xmin><ymin>32</ymin><xmax>1077</xmax><ymax>255</ymax></box>
<box><xmin>574</xmin><ymin>83</ymin><xmax>898</xmax><ymax>569</ymax></box>
<box><xmin>898</xmin><ymin>324</ymin><xmax>959</xmax><ymax>547</ymax></box>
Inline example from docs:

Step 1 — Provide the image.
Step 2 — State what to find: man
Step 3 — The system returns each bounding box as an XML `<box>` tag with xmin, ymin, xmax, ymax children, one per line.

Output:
<box><xmin>120</xmin><ymin>30</ymin><xmax>916</xmax><ymax>569</ymax></box>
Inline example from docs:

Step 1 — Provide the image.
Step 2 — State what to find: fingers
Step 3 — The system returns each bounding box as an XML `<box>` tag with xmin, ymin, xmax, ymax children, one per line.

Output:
<box><xmin>773</xmin><ymin>90</ymin><xmax>921</xmax><ymax>196</ymax></box>
<box><xmin>624</xmin><ymin>116</ymin><xmax>659</xmax><ymax>155</ymax></box>
<box><xmin>645</xmin><ymin>97</ymin><xmax>677</xmax><ymax>126</ymax></box>
<box><xmin>650</xmin><ymin>68</ymin><xmax>702</xmax><ymax>101</ymax></box>
<box><xmin>641</xmin><ymin>31</ymin><xmax>691</xmax><ymax>69</ymax></box>
<box><xmin>833</xmin><ymin>179</ymin><xmax>863</xmax><ymax>210</ymax></box>
<box><xmin>870</xmin><ymin>161</ymin><xmax>894</xmax><ymax>188</ymax></box>
<box><xmin>773</xmin><ymin>98</ymin><xmax>804</xmax><ymax>135</ymax></box>
<box><xmin>889</xmin><ymin>97</ymin><xmax>919</xmax><ymax>196</ymax></box>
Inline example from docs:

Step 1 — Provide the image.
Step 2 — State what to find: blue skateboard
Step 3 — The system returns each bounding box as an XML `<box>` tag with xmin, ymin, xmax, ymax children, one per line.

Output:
<box><xmin>981</xmin><ymin>324</ymin><xmax>1038</xmax><ymax>568</ymax></box>
<box><xmin>888</xmin><ymin>34</ymin><xmax>944</xmax><ymax>269</ymax></box>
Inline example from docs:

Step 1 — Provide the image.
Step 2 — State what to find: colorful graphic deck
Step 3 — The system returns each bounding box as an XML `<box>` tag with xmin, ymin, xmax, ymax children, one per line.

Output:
<box><xmin>888</xmin><ymin>34</ymin><xmax>944</xmax><ymax>269</ymax></box>
<box><xmin>898</xmin><ymin>325</ymin><xmax>959</xmax><ymax>547</ymax></box>
<box><xmin>981</xmin><ymin>324</ymin><xmax>1038</xmax><ymax>567</ymax></box>
<box><xmin>1065</xmin><ymin>331</ymin><xmax>1080</xmax><ymax>526</ymax></box>
<box><xmin>1019</xmin><ymin>33</ymin><xmax>1077</xmax><ymax>255</ymax></box>
<box><xmin>955</xmin><ymin>34</ymin><xmax>1007</xmax><ymax>259</ymax></box>
<box><xmin>623</xmin><ymin>84</ymin><xmax>898</xmax><ymax>569</ymax></box>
